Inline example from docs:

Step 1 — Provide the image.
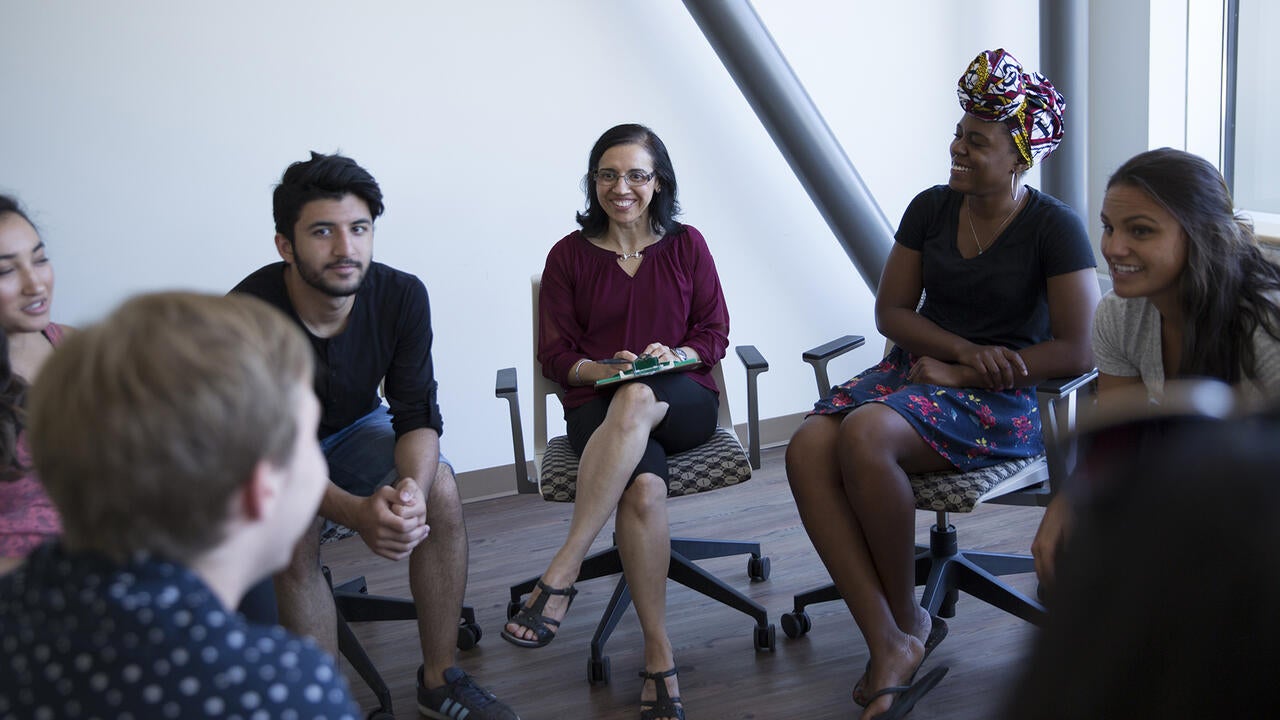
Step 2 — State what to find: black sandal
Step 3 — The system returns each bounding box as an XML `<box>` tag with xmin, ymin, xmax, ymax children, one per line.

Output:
<box><xmin>500</xmin><ymin>579</ymin><xmax>578</xmax><ymax>648</ymax></box>
<box><xmin>638</xmin><ymin>667</ymin><xmax>685</xmax><ymax>720</ymax></box>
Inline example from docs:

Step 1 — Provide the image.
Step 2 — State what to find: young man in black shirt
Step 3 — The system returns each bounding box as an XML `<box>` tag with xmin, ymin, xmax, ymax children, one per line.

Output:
<box><xmin>234</xmin><ymin>152</ymin><xmax>518</xmax><ymax>720</ymax></box>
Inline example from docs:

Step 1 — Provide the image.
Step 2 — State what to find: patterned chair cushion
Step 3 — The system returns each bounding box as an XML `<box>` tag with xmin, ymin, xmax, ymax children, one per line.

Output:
<box><xmin>540</xmin><ymin>426</ymin><xmax>753</xmax><ymax>503</ymax></box>
<box><xmin>909</xmin><ymin>455</ymin><xmax>1042</xmax><ymax>513</ymax></box>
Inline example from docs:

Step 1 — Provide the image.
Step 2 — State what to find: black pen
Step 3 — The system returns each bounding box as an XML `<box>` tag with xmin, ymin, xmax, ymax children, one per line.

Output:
<box><xmin>596</xmin><ymin>358</ymin><xmax>632</xmax><ymax>365</ymax></box>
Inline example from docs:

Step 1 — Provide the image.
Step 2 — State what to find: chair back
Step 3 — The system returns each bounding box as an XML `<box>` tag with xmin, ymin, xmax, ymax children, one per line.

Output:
<box><xmin>529</xmin><ymin>274</ymin><xmax>734</xmax><ymax>482</ymax></box>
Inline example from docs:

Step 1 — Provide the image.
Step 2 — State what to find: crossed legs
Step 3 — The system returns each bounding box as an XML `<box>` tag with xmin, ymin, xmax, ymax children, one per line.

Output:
<box><xmin>502</xmin><ymin>381</ymin><xmax>683</xmax><ymax>717</ymax></box>
<box><xmin>786</xmin><ymin>404</ymin><xmax>951</xmax><ymax>719</ymax></box>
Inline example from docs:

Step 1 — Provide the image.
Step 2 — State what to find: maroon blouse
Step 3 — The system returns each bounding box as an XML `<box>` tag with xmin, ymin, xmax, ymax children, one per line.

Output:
<box><xmin>538</xmin><ymin>224</ymin><xmax>730</xmax><ymax>411</ymax></box>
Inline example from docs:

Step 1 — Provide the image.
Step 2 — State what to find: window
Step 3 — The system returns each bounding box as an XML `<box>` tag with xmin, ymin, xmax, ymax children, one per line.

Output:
<box><xmin>1225</xmin><ymin>0</ymin><xmax>1280</xmax><ymax>237</ymax></box>
<box><xmin>1160</xmin><ymin>0</ymin><xmax>1279</xmax><ymax>239</ymax></box>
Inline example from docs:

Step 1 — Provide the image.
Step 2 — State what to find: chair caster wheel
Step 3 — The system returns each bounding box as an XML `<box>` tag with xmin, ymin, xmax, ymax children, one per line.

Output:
<box><xmin>588</xmin><ymin>655</ymin><xmax>611</xmax><ymax>685</ymax></box>
<box><xmin>747</xmin><ymin>555</ymin><xmax>771</xmax><ymax>581</ymax></box>
<box><xmin>780</xmin><ymin>611</ymin><xmax>811</xmax><ymax>639</ymax></box>
<box><xmin>506</xmin><ymin>600</ymin><xmax>522</xmax><ymax>620</ymax></box>
<box><xmin>366</xmin><ymin>710</ymin><xmax>395</xmax><ymax>720</ymax></box>
<box><xmin>457</xmin><ymin>621</ymin><xmax>482</xmax><ymax>651</ymax></box>
<box><xmin>754</xmin><ymin>623</ymin><xmax>776</xmax><ymax>651</ymax></box>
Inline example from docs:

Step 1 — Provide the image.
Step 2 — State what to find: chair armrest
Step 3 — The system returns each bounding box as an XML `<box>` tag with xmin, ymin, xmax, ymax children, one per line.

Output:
<box><xmin>1035</xmin><ymin>369</ymin><xmax>1099</xmax><ymax>399</ymax></box>
<box><xmin>495</xmin><ymin>367</ymin><xmax>518</xmax><ymax>397</ymax></box>
<box><xmin>1035</xmin><ymin>368</ymin><xmax>1099</xmax><ymax>497</ymax></box>
<box><xmin>734</xmin><ymin>345</ymin><xmax>769</xmax><ymax>470</ymax></box>
<box><xmin>802</xmin><ymin>334</ymin><xmax>866</xmax><ymax>399</ymax></box>
<box><xmin>494</xmin><ymin>367</ymin><xmax>536</xmax><ymax>493</ymax></box>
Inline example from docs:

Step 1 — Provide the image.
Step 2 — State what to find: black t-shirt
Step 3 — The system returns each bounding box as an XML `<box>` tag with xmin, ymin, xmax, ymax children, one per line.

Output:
<box><xmin>895</xmin><ymin>185</ymin><xmax>1097</xmax><ymax>349</ymax></box>
<box><xmin>232</xmin><ymin>262</ymin><xmax>444</xmax><ymax>440</ymax></box>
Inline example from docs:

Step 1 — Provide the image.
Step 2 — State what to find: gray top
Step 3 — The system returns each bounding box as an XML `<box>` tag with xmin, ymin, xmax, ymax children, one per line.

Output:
<box><xmin>1093</xmin><ymin>290</ymin><xmax>1280</xmax><ymax>402</ymax></box>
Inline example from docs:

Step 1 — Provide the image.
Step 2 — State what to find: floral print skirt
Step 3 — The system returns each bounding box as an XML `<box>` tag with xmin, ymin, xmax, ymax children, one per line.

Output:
<box><xmin>809</xmin><ymin>346</ymin><xmax>1042</xmax><ymax>471</ymax></box>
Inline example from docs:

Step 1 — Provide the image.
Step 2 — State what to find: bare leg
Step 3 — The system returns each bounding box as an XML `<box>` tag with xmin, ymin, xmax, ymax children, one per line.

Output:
<box><xmin>616</xmin><ymin>474</ymin><xmax>681</xmax><ymax>719</ymax></box>
<box><xmin>273</xmin><ymin>518</ymin><xmax>337</xmax><ymax>656</ymax></box>
<box><xmin>414</xmin><ymin>464</ymin><xmax>469</xmax><ymax>689</ymax></box>
<box><xmin>504</xmin><ymin>382</ymin><xmax>668</xmax><ymax>642</ymax></box>
<box><xmin>839</xmin><ymin>405</ymin><xmax>951</xmax><ymax>718</ymax></box>
<box><xmin>786</xmin><ymin>406</ymin><xmax>950</xmax><ymax>717</ymax></box>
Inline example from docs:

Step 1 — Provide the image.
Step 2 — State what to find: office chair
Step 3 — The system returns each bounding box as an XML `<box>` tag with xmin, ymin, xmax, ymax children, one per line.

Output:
<box><xmin>493</xmin><ymin>274</ymin><xmax>775</xmax><ymax>685</ymax></box>
<box><xmin>321</xmin><ymin>527</ymin><xmax>482</xmax><ymax>719</ymax></box>
<box><xmin>780</xmin><ymin>334</ymin><xmax>1095</xmax><ymax>638</ymax></box>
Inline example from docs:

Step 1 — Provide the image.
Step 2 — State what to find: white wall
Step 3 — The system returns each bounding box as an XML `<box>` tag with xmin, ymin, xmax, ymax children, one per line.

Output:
<box><xmin>1087</xmin><ymin>0</ymin><xmax>1153</xmax><ymax>264</ymax></box>
<box><xmin>1</xmin><ymin>0</ymin><xmax>1046</xmax><ymax>475</ymax></box>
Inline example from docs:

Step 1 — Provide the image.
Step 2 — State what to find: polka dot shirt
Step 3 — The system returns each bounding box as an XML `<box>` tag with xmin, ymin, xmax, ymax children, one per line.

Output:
<box><xmin>0</xmin><ymin>543</ymin><xmax>360</xmax><ymax>720</ymax></box>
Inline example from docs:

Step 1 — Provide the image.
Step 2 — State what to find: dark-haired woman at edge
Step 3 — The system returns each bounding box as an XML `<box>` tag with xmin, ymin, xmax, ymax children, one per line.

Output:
<box><xmin>0</xmin><ymin>195</ymin><xmax>69</xmax><ymax>576</ymax></box>
<box><xmin>1031</xmin><ymin>147</ymin><xmax>1280</xmax><ymax>588</ymax></box>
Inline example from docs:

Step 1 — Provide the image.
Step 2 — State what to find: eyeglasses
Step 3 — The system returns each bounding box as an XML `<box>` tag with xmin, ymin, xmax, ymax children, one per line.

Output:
<box><xmin>593</xmin><ymin>169</ymin><xmax>656</xmax><ymax>186</ymax></box>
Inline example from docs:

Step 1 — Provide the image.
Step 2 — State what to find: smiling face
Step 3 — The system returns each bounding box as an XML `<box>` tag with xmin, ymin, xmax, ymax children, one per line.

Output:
<box><xmin>0</xmin><ymin>212</ymin><xmax>54</xmax><ymax>334</ymax></box>
<box><xmin>1100</xmin><ymin>183</ymin><xmax>1189</xmax><ymax>309</ymax></box>
<box><xmin>949</xmin><ymin>114</ymin><xmax>1022</xmax><ymax>195</ymax></box>
<box><xmin>275</xmin><ymin>194</ymin><xmax>373</xmax><ymax>298</ymax></box>
<box><xmin>595</xmin><ymin>143</ymin><xmax>660</xmax><ymax>231</ymax></box>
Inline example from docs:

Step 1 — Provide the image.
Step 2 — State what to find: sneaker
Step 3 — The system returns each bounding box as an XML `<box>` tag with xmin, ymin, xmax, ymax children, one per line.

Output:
<box><xmin>417</xmin><ymin>665</ymin><xmax>520</xmax><ymax>720</ymax></box>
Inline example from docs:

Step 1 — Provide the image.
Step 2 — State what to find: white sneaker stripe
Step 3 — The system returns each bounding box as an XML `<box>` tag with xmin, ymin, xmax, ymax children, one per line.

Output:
<box><xmin>440</xmin><ymin>698</ymin><xmax>470</xmax><ymax>719</ymax></box>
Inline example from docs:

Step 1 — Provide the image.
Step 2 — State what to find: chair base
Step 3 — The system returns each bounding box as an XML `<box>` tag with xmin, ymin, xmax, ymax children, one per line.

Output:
<box><xmin>780</xmin><ymin>520</ymin><xmax>1045</xmax><ymax>640</ymax></box>
<box><xmin>327</xmin><ymin>570</ymin><xmax>482</xmax><ymax>718</ymax></box>
<box><xmin>506</xmin><ymin>536</ymin><xmax>776</xmax><ymax>685</ymax></box>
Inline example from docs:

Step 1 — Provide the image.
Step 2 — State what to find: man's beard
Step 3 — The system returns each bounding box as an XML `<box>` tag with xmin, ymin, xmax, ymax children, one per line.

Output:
<box><xmin>296</xmin><ymin>259</ymin><xmax>368</xmax><ymax>297</ymax></box>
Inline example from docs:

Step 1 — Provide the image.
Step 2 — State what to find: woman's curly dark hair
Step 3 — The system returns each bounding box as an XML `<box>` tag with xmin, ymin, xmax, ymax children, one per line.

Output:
<box><xmin>0</xmin><ymin>196</ymin><xmax>34</xmax><ymax>482</ymax></box>
<box><xmin>0</xmin><ymin>327</ymin><xmax>28</xmax><ymax>483</ymax></box>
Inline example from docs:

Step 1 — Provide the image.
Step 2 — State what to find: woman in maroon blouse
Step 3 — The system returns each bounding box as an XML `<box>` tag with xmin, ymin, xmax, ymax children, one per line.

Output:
<box><xmin>501</xmin><ymin>124</ymin><xmax>729</xmax><ymax>720</ymax></box>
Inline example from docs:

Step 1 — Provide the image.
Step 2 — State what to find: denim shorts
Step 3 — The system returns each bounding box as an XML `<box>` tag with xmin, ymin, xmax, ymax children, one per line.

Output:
<box><xmin>321</xmin><ymin>405</ymin><xmax>452</xmax><ymax>497</ymax></box>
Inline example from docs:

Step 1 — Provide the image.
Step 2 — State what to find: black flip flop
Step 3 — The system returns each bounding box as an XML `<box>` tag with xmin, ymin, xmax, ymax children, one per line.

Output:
<box><xmin>863</xmin><ymin>666</ymin><xmax>949</xmax><ymax>720</ymax></box>
<box><xmin>854</xmin><ymin>615</ymin><xmax>949</xmax><ymax>707</ymax></box>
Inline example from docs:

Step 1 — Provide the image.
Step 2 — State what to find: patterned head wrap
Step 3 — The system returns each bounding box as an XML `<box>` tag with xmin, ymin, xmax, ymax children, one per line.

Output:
<box><xmin>957</xmin><ymin>49</ymin><xmax>1066</xmax><ymax>167</ymax></box>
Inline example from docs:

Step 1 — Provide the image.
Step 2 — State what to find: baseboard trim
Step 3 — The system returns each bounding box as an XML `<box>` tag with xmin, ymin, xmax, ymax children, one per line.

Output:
<box><xmin>457</xmin><ymin>462</ymin><xmax>528</xmax><ymax>503</ymax></box>
<box><xmin>739</xmin><ymin>411</ymin><xmax>806</xmax><ymax>450</ymax></box>
<box><xmin>458</xmin><ymin>412</ymin><xmax>806</xmax><ymax>503</ymax></box>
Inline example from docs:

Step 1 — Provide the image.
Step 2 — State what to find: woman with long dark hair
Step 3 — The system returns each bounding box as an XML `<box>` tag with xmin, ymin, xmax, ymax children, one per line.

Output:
<box><xmin>1032</xmin><ymin>147</ymin><xmax>1280</xmax><ymax>586</ymax></box>
<box><xmin>0</xmin><ymin>195</ymin><xmax>69</xmax><ymax>576</ymax></box>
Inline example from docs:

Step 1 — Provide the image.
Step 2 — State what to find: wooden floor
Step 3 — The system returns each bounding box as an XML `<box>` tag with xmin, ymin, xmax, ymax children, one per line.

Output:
<box><xmin>322</xmin><ymin>445</ymin><xmax>1045</xmax><ymax>720</ymax></box>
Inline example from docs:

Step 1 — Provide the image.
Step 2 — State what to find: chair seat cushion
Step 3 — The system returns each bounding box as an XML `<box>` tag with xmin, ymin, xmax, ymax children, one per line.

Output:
<box><xmin>540</xmin><ymin>426</ymin><xmax>752</xmax><ymax>502</ymax></box>
<box><xmin>910</xmin><ymin>455</ymin><xmax>1042</xmax><ymax>513</ymax></box>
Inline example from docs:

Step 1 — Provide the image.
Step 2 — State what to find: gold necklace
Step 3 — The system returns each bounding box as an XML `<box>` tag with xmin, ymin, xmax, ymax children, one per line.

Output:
<box><xmin>966</xmin><ymin>192</ymin><xmax>1023</xmax><ymax>255</ymax></box>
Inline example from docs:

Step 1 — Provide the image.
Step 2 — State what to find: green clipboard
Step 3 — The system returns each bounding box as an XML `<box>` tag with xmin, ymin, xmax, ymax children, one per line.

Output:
<box><xmin>595</xmin><ymin>357</ymin><xmax>701</xmax><ymax>387</ymax></box>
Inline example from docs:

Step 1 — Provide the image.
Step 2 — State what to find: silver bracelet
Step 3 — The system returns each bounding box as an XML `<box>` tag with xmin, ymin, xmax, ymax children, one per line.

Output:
<box><xmin>572</xmin><ymin>358</ymin><xmax>590</xmax><ymax>385</ymax></box>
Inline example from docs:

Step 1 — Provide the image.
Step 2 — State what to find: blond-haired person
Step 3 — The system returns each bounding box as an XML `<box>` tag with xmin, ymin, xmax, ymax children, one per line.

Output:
<box><xmin>0</xmin><ymin>292</ymin><xmax>359</xmax><ymax>718</ymax></box>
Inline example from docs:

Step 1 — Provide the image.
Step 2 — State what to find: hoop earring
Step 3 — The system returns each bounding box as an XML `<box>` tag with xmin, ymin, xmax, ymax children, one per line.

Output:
<box><xmin>1011</xmin><ymin>172</ymin><xmax>1018</xmax><ymax>202</ymax></box>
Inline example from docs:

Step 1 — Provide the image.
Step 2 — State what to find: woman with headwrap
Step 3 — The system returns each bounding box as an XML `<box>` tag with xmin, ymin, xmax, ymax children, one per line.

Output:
<box><xmin>786</xmin><ymin>49</ymin><xmax>1099</xmax><ymax>719</ymax></box>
